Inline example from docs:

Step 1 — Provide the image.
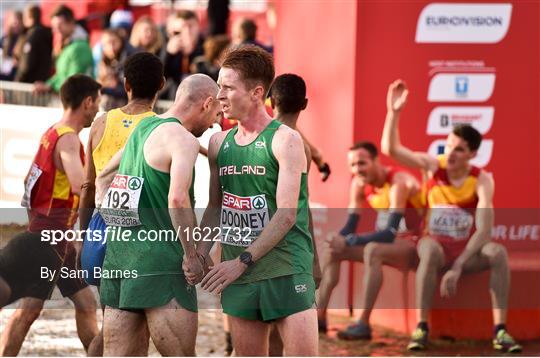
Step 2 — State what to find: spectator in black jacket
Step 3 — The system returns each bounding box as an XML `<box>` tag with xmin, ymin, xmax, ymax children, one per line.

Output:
<box><xmin>14</xmin><ymin>5</ymin><xmax>52</xmax><ymax>83</ymax></box>
<box><xmin>231</xmin><ymin>17</ymin><xmax>273</xmax><ymax>53</ymax></box>
<box><xmin>162</xmin><ymin>10</ymin><xmax>204</xmax><ymax>99</ymax></box>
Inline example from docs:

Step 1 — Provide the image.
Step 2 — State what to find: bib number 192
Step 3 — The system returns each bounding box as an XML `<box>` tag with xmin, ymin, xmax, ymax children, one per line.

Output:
<box><xmin>106</xmin><ymin>190</ymin><xmax>129</xmax><ymax>209</ymax></box>
<box><xmin>100</xmin><ymin>174</ymin><xmax>144</xmax><ymax>227</ymax></box>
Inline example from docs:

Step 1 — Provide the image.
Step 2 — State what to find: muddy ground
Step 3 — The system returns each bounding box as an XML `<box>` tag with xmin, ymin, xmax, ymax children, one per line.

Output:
<box><xmin>2</xmin><ymin>290</ymin><xmax>539</xmax><ymax>356</ymax></box>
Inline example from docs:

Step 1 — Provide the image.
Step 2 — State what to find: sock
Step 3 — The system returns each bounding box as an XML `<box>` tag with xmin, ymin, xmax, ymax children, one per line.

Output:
<box><xmin>418</xmin><ymin>321</ymin><xmax>429</xmax><ymax>332</ymax></box>
<box><xmin>494</xmin><ymin>324</ymin><xmax>506</xmax><ymax>336</ymax></box>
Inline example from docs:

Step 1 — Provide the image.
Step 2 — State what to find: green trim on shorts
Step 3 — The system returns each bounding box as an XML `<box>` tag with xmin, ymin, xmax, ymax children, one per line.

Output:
<box><xmin>221</xmin><ymin>273</ymin><xmax>315</xmax><ymax>321</ymax></box>
<box><xmin>100</xmin><ymin>274</ymin><xmax>197</xmax><ymax>312</ymax></box>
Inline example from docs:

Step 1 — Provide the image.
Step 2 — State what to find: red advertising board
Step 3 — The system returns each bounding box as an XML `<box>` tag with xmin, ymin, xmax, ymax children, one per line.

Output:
<box><xmin>275</xmin><ymin>0</ymin><xmax>540</xmax><ymax>339</ymax></box>
<box><xmin>353</xmin><ymin>0</ymin><xmax>539</xmax><ymax>251</ymax></box>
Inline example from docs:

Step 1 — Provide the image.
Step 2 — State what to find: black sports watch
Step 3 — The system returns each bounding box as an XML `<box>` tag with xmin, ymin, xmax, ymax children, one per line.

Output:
<box><xmin>239</xmin><ymin>251</ymin><xmax>254</xmax><ymax>267</ymax></box>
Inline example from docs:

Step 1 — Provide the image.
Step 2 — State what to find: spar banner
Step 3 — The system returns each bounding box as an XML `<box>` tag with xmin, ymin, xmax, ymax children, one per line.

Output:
<box><xmin>351</xmin><ymin>0</ymin><xmax>539</xmax><ymax>250</ymax></box>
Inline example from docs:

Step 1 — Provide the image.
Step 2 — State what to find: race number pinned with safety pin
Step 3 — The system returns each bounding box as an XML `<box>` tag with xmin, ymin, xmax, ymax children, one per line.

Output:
<box><xmin>100</xmin><ymin>174</ymin><xmax>144</xmax><ymax>227</ymax></box>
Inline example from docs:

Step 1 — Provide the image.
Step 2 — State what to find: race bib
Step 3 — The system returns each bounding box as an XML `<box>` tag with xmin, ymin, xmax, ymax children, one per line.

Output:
<box><xmin>220</xmin><ymin>191</ymin><xmax>270</xmax><ymax>247</ymax></box>
<box><xmin>374</xmin><ymin>210</ymin><xmax>408</xmax><ymax>233</ymax></box>
<box><xmin>21</xmin><ymin>164</ymin><xmax>42</xmax><ymax>208</ymax></box>
<box><xmin>428</xmin><ymin>204</ymin><xmax>474</xmax><ymax>240</ymax></box>
<box><xmin>100</xmin><ymin>174</ymin><xmax>144</xmax><ymax>227</ymax></box>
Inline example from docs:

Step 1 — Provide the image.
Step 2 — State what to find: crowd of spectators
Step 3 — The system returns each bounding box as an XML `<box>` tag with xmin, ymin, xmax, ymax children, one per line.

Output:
<box><xmin>0</xmin><ymin>3</ymin><xmax>273</xmax><ymax>111</ymax></box>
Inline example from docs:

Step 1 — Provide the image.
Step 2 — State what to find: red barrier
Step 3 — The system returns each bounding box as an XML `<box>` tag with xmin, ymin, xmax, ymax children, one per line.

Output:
<box><xmin>275</xmin><ymin>0</ymin><xmax>540</xmax><ymax>340</ymax></box>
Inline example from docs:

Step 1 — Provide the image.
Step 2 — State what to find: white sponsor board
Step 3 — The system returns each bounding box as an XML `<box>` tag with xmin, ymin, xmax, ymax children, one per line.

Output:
<box><xmin>428</xmin><ymin>73</ymin><xmax>495</xmax><ymax>102</ymax></box>
<box><xmin>0</xmin><ymin>104</ymin><xmax>214</xmax><ymax>223</ymax></box>
<box><xmin>428</xmin><ymin>139</ymin><xmax>493</xmax><ymax>168</ymax></box>
<box><xmin>0</xmin><ymin>105</ymin><xmax>89</xmax><ymax>210</ymax></box>
<box><xmin>416</xmin><ymin>3</ymin><xmax>512</xmax><ymax>44</ymax></box>
<box><xmin>427</xmin><ymin>106</ymin><xmax>494</xmax><ymax>135</ymax></box>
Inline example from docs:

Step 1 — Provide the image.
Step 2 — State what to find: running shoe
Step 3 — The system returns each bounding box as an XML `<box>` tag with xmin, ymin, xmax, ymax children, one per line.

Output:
<box><xmin>493</xmin><ymin>329</ymin><xmax>522</xmax><ymax>353</ymax></box>
<box><xmin>407</xmin><ymin>327</ymin><xmax>428</xmax><ymax>351</ymax></box>
<box><xmin>337</xmin><ymin>321</ymin><xmax>372</xmax><ymax>340</ymax></box>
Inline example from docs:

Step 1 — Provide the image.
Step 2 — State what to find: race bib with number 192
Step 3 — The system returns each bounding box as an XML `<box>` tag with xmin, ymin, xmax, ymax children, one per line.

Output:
<box><xmin>100</xmin><ymin>174</ymin><xmax>144</xmax><ymax>227</ymax></box>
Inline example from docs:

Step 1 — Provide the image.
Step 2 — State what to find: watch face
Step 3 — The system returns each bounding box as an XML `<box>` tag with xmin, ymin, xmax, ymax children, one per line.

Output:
<box><xmin>240</xmin><ymin>252</ymin><xmax>252</xmax><ymax>265</ymax></box>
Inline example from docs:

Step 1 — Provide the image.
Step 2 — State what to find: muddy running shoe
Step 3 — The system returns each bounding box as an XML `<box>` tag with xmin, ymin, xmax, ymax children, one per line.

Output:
<box><xmin>407</xmin><ymin>327</ymin><xmax>429</xmax><ymax>351</ymax></box>
<box><xmin>493</xmin><ymin>329</ymin><xmax>522</xmax><ymax>353</ymax></box>
<box><xmin>337</xmin><ymin>321</ymin><xmax>372</xmax><ymax>340</ymax></box>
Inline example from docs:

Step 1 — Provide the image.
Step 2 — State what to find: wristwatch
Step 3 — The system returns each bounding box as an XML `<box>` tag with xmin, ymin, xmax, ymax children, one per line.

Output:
<box><xmin>239</xmin><ymin>251</ymin><xmax>254</xmax><ymax>267</ymax></box>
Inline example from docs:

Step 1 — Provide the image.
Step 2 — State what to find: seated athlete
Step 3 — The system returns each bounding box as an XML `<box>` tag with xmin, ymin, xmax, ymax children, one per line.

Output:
<box><xmin>317</xmin><ymin>140</ymin><xmax>423</xmax><ymax>340</ymax></box>
<box><xmin>382</xmin><ymin>79</ymin><xmax>521</xmax><ymax>353</ymax></box>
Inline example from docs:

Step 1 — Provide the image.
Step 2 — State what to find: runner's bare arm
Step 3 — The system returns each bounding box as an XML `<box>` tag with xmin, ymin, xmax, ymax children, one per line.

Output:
<box><xmin>349</xmin><ymin>177</ymin><xmax>365</xmax><ymax>213</ymax></box>
<box><xmin>94</xmin><ymin>147</ymin><xmax>124</xmax><ymax>206</ymax></box>
<box><xmin>57</xmin><ymin>133</ymin><xmax>84</xmax><ymax>196</ymax></box>
<box><xmin>335</xmin><ymin>177</ymin><xmax>365</xmax><ymax>236</ymax></box>
<box><xmin>166</xmin><ymin>129</ymin><xmax>205</xmax><ymax>284</ymax></box>
<box><xmin>197</xmin><ymin>131</ymin><xmax>227</xmax><ymax>259</ymax></box>
<box><xmin>303</xmin><ymin>138</ymin><xmax>312</xmax><ymax>173</ymax></box>
<box><xmin>199</xmin><ymin>144</ymin><xmax>208</xmax><ymax>157</ymax></box>
<box><xmin>441</xmin><ymin>171</ymin><xmax>494</xmax><ymax>297</ymax></box>
<box><xmin>299</xmin><ymin>130</ymin><xmax>320</xmax><ymax>167</ymax></box>
<box><xmin>452</xmin><ymin>171</ymin><xmax>495</xmax><ymax>270</ymax></box>
<box><xmin>168</xmin><ymin>131</ymin><xmax>200</xmax><ymax>258</ymax></box>
<box><xmin>245</xmin><ymin>127</ymin><xmax>307</xmax><ymax>262</ymax></box>
<box><xmin>79</xmin><ymin>114</ymin><xmax>106</xmax><ymax>231</ymax></box>
<box><xmin>303</xmin><ymin>135</ymin><xmax>322</xmax><ymax>286</ymax></box>
<box><xmin>299</xmin><ymin>129</ymin><xmax>330</xmax><ymax>181</ymax></box>
<box><xmin>389</xmin><ymin>172</ymin><xmax>416</xmax><ymax>211</ymax></box>
<box><xmin>381</xmin><ymin>80</ymin><xmax>438</xmax><ymax>172</ymax></box>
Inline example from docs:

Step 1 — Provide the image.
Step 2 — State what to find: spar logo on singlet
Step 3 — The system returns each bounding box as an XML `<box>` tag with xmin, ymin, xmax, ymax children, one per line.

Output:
<box><xmin>220</xmin><ymin>191</ymin><xmax>269</xmax><ymax>247</ymax></box>
<box><xmin>428</xmin><ymin>204</ymin><xmax>474</xmax><ymax>240</ymax></box>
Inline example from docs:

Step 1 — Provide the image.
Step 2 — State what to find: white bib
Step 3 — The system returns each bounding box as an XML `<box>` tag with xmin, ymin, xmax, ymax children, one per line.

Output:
<box><xmin>428</xmin><ymin>204</ymin><xmax>474</xmax><ymax>240</ymax></box>
<box><xmin>100</xmin><ymin>174</ymin><xmax>144</xmax><ymax>227</ymax></box>
<box><xmin>21</xmin><ymin>164</ymin><xmax>43</xmax><ymax>208</ymax></box>
<box><xmin>220</xmin><ymin>191</ymin><xmax>270</xmax><ymax>247</ymax></box>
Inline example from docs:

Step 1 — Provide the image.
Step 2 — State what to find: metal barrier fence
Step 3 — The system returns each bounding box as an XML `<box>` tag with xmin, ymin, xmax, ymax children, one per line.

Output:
<box><xmin>0</xmin><ymin>81</ymin><xmax>174</xmax><ymax>114</ymax></box>
<box><xmin>0</xmin><ymin>81</ymin><xmax>60</xmax><ymax>108</ymax></box>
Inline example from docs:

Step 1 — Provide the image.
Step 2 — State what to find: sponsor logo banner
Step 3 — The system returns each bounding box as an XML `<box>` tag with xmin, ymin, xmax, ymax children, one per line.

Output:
<box><xmin>428</xmin><ymin>73</ymin><xmax>495</xmax><ymax>102</ymax></box>
<box><xmin>427</xmin><ymin>106</ymin><xmax>494</xmax><ymax>135</ymax></box>
<box><xmin>416</xmin><ymin>3</ymin><xmax>512</xmax><ymax>43</ymax></box>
